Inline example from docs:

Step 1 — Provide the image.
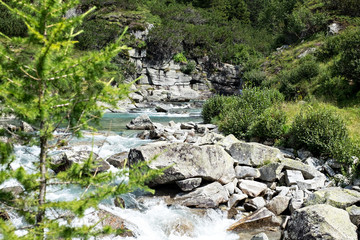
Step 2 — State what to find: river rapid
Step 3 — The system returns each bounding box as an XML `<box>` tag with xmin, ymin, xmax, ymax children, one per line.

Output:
<box><xmin>2</xmin><ymin>103</ymin><xmax>240</xmax><ymax>240</ymax></box>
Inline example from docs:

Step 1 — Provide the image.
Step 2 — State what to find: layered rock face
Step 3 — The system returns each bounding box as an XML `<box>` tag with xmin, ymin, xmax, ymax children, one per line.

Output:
<box><xmin>126</xmin><ymin>27</ymin><xmax>241</xmax><ymax>103</ymax></box>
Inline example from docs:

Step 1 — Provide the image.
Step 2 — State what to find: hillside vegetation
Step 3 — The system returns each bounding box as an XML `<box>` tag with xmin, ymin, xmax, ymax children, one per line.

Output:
<box><xmin>1</xmin><ymin>0</ymin><xmax>359</xmax><ymax>174</ymax></box>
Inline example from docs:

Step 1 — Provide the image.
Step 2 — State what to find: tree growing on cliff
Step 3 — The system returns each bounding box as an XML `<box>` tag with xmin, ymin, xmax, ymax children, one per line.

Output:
<box><xmin>0</xmin><ymin>0</ymin><xmax>159</xmax><ymax>238</ymax></box>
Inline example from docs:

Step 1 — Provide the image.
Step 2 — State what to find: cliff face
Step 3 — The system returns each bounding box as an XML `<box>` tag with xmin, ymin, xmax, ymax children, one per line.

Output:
<box><xmin>127</xmin><ymin>26</ymin><xmax>242</xmax><ymax>103</ymax></box>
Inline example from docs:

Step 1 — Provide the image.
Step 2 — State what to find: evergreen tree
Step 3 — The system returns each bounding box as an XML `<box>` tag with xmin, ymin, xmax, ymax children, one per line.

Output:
<box><xmin>0</xmin><ymin>0</ymin><xmax>160</xmax><ymax>239</ymax></box>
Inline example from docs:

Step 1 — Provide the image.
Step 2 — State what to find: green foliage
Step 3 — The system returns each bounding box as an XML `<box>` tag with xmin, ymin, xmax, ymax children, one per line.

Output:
<box><xmin>0</xmin><ymin>2</ymin><xmax>27</xmax><ymax>37</ymax></box>
<box><xmin>173</xmin><ymin>52</ymin><xmax>187</xmax><ymax>63</ymax></box>
<box><xmin>324</xmin><ymin>0</ymin><xmax>360</xmax><ymax>17</ymax></box>
<box><xmin>181</xmin><ymin>60</ymin><xmax>196</xmax><ymax>74</ymax></box>
<box><xmin>0</xmin><ymin>0</ymin><xmax>159</xmax><ymax>238</ymax></box>
<box><xmin>289</xmin><ymin>106</ymin><xmax>353</xmax><ymax>162</ymax></box>
<box><xmin>202</xmin><ymin>95</ymin><xmax>229</xmax><ymax>123</ymax></box>
<box><xmin>249</xmin><ymin>106</ymin><xmax>287</xmax><ymax>141</ymax></box>
<box><xmin>243</xmin><ymin>69</ymin><xmax>267</xmax><ymax>87</ymax></box>
<box><xmin>203</xmin><ymin>88</ymin><xmax>285</xmax><ymax>139</ymax></box>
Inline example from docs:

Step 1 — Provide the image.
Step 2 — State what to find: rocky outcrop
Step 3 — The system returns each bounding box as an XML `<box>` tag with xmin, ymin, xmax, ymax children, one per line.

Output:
<box><xmin>128</xmin><ymin>142</ymin><xmax>236</xmax><ymax>185</ymax></box>
<box><xmin>285</xmin><ymin>204</ymin><xmax>357</xmax><ymax>240</ymax></box>
<box><xmin>126</xmin><ymin>114</ymin><xmax>155</xmax><ymax>130</ymax></box>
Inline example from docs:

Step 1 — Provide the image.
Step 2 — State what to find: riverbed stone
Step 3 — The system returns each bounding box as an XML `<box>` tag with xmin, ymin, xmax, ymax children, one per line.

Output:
<box><xmin>175</xmin><ymin>178</ymin><xmax>202</xmax><ymax>192</ymax></box>
<box><xmin>97</xmin><ymin>209</ymin><xmax>134</xmax><ymax>237</ymax></box>
<box><xmin>228</xmin><ymin>207</ymin><xmax>281</xmax><ymax>232</ymax></box>
<box><xmin>228</xmin><ymin>193</ymin><xmax>248</xmax><ymax>208</ymax></box>
<box><xmin>235</xmin><ymin>166</ymin><xmax>260</xmax><ymax>179</ymax></box>
<box><xmin>244</xmin><ymin>197</ymin><xmax>266</xmax><ymax>212</ymax></box>
<box><xmin>126</xmin><ymin>114</ymin><xmax>155</xmax><ymax>130</ymax></box>
<box><xmin>106</xmin><ymin>151</ymin><xmax>128</xmax><ymax>168</ymax></box>
<box><xmin>305</xmin><ymin>187</ymin><xmax>360</xmax><ymax>209</ymax></box>
<box><xmin>128</xmin><ymin>142</ymin><xmax>236</xmax><ymax>186</ymax></box>
<box><xmin>266</xmin><ymin>195</ymin><xmax>290</xmax><ymax>215</ymax></box>
<box><xmin>285</xmin><ymin>204</ymin><xmax>357</xmax><ymax>240</ymax></box>
<box><xmin>258</xmin><ymin>163</ymin><xmax>284</xmax><ymax>182</ymax></box>
<box><xmin>239</xmin><ymin>180</ymin><xmax>268</xmax><ymax>198</ymax></box>
<box><xmin>174</xmin><ymin>182</ymin><xmax>229</xmax><ymax>208</ymax></box>
<box><xmin>228</xmin><ymin>142</ymin><xmax>283</xmax><ymax>166</ymax></box>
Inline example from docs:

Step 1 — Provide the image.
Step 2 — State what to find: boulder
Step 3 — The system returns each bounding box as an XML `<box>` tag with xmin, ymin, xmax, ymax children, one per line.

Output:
<box><xmin>128</xmin><ymin>142</ymin><xmax>236</xmax><ymax>186</ymax></box>
<box><xmin>228</xmin><ymin>207</ymin><xmax>281</xmax><ymax>232</ymax></box>
<box><xmin>281</xmin><ymin>158</ymin><xmax>320</xmax><ymax>179</ymax></box>
<box><xmin>194</xmin><ymin>132</ymin><xmax>224</xmax><ymax>146</ymax></box>
<box><xmin>305</xmin><ymin>187</ymin><xmax>360</xmax><ymax>209</ymax></box>
<box><xmin>259</xmin><ymin>163</ymin><xmax>284</xmax><ymax>182</ymax></box>
<box><xmin>106</xmin><ymin>151</ymin><xmax>128</xmax><ymax>168</ymax></box>
<box><xmin>97</xmin><ymin>209</ymin><xmax>134</xmax><ymax>237</ymax></box>
<box><xmin>244</xmin><ymin>197</ymin><xmax>266</xmax><ymax>212</ymax></box>
<box><xmin>126</xmin><ymin>114</ymin><xmax>155</xmax><ymax>130</ymax></box>
<box><xmin>20</xmin><ymin>121</ymin><xmax>34</xmax><ymax>132</ymax></box>
<box><xmin>235</xmin><ymin>166</ymin><xmax>260</xmax><ymax>179</ymax></box>
<box><xmin>51</xmin><ymin>151</ymin><xmax>110</xmax><ymax>174</ymax></box>
<box><xmin>346</xmin><ymin>205</ymin><xmax>360</xmax><ymax>226</ymax></box>
<box><xmin>285</xmin><ymin>204</ymin><xmax>357</xmax><ymax>240</ymax></box>
<box><xmin>224</xmin><ymin>181</ymin><xmax>236</xmax><ymax>195</ymax></box>
<box><xmin>217</xmin><ymin>134</ymin><xmax>241</xmax><ymax>151</ymax></box>
<box><xmin>174</xmin><ymin>182</ymin><xmax>229</xmax><ymax>208</ymax></box>
<box><xmin>239</xmin><ymin>180</ymin><xmax>267</xmax><ymax>198</ymax></box>
<box><xmin>175</xmin><ymin>178</ymin><xmax>202</xmax><ymax>192</ymax></box>
<box><xmin>228</xmin><ymin>142</ymin><xmax>283</xmax><ymax>166</ymax></box>
<box><xmin>266</xmin><ymin>195</ymin><xmax>290</xmax><ymax>215</ymax></box>
<box><xmin>228</xmin><ymin>193</ymin><xmax>248</xmax><ymax>208</ymax></box>
<box><xmin>251</xmin><ymin>233</ymin><xmax>269</xmax><ymax>240</ymax></box>
<box><xmin>285</xmin><ymin>170</ymin><xmax>304</xmax><ymax>186</ymax></box>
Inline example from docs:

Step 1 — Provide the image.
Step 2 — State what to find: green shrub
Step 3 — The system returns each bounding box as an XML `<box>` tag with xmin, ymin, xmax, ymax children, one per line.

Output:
<box><xmin>217</xmin><ymin>87</ymin><xmax>284</xmax><ymax>139</ymax></box>
<box><xmin>243</xmin><ymin>69</ymin><xmax>267</xmax><ymax>86</ymax></box>
<box><xmin>249</xmin><ymin>106</ymin><xmax>287</xmax><ymax>141</ymax></box>
<box><xmin>201</xmin><ymin>95</ymin><xmax>229</xmax><ymax>123</ymax></box>
<box><xmin>181</xmin><ymin>60</ymin><xmax>196</xmax><ymax>74</ymax></box>
<box><xmin>289</xmin><ymin>106</ymin><xmax>352</xmax><ymax>161</ymax></box>
<box><xmin>324</xmin><ymin>0</ymin><xmax>360</xmax><ymax>17</ymax></box>
<box><xmin>173</xmin><ymin>52</ymin><xmax>187</xmax><ymax>63</ymax></box>
<box><xmin>0</xmin><ymin>3</ymin><xmax>27</xmax><ymax>37</ymax></box>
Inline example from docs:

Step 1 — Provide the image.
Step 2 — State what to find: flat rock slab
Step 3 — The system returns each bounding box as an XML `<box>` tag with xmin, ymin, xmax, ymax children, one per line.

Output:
<box><xmin>286</xmin><ymin>204</ymin><xmax>357</xmax><ymax>240</ymax></box>
<box><xmin>228</xmin><ymin>207</ymin><xmax>281</xmax><ymax>232</ymax></box>
<box><xmin>228</xmin><ymin>142</ymin><xmax>283</xmax><ymax>166</ymax></box>
<box><xmin>128</xmin><ymin>142</ymin><xmax>236</xmax><ymax>186</ymax></box>
<box><xmin>266</xmin><ymin>195</ymin><xmax>290</xmax><ymax>215</ymax></box>
<box><xmin>239</xmin><ymin>180</ymin><xmax>267</xmax><ymax>198</ymax></box>
<box><xmin>174</xmin><ymin>182</ymin><xmax>229</xmax><ymax>208</ymax></box>
<box><xmin>305</xmin><ymin>187</ymin><xmax>360</xmax><ymax>209</ymax></box>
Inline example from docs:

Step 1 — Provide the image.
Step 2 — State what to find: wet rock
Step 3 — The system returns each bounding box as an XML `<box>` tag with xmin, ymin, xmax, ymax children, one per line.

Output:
<box><xmin>259</xmin><ymin>163</ymin><xmax>283</xmax><ymax>182</ymax></box>
<box><xmin>228</xmin><ymin>193</ymin><xmax>248</xmax><ymax>208</ymax></box>
<box><xmin>97</xmin><ymin>209</ymin><xmax>134</xmax><ymax>237</ymax></box>
<box><xmin>228</xmin><ymin>142</ymin><xmax>283</xmax><ymax>166</ymax></box>
<box><xmin>180</xmin><ymin>122</ymin><xmax>195</xmax><ymax>130</ymax></box>
<box><xmin>175</xmin><ymin>178</ymin><xmax>202</xmax><ymax>192</ymax></box>
<box><xmin>155</xmin><ymin>105</ymin><xmax>168</xmax><ymax>113</ymax></box>
<box><xmin>346</xmin><ymin>205</ymin><xmax>360</xmax><ymax>226</ymax></box>
<box><xmin>174</xmin><ymin>182</ymin><xmax>229</xmax><ymax>208</ymax></box>
<box><xmin>251</xmin><ymin>232</ymin><xmax>269</xmax><ymax>240</ymax></box>
<box><xmin>305</xmin><ymin>187</ymin><xmax>360</xmax><ymax>209</ymax></box>
<box><xmin>227</xmin><ymin>207</ymin><xmax>239</xmax><ymax>219</ymax></box>
<box><xmin>0</xmin><ymin>210</ymin><xmax>10</xmax><ymax>221</ymax></box>
<box><xmin>266</xmin><ymin>195</ymin><xmax>290</xmax><ymax>215</ymax></box>
<box><xmin>51</xmin><ymin>151</ymin><xmax>110</xmax><ymax>174</ymax></box>
<box><xmin>164</xmin><ymin>217</ymin><xmax>195</xmax><ymax>237</ymax></box>
<box><xmin>106</xmin><ymin>151</ymin><xmax>128</xmax><ymax>168</ymax></box>
<box><xmin>235</xmin><ymin>166</ymin><xmax>260</xmax><ymax>179</ymax></box>
<box><xmin>128</xmin><ymin>142</ymin><xmax>236</xmax><ymax>186</ymax></box>
<box><xmin>228</xmin><ymin>207</ymin><xmax>281</xmax><ymax>232</ymax></box>
<box><xmin>126</xmin><ymin>114</ymin><xmax>155</xmax><ymax>130</ymax></box>
<box><xmin>285</xmin><ymin>204</ymin><xmax>357</xmax><ymax>240</ymax></box>
<box><xmin>239</xmin><ymin>180</ymin><xmax>267</xmax><ymax>198</ymax></box>
<box><xmin>285</xmin><ymin>170</ymin><xmax>304</xmax><ymax>186</ymax></box>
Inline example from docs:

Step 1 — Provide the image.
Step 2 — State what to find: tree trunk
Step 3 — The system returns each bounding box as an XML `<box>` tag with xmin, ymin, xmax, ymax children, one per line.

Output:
<box><xmin>36</xmin><ymin>135</ymin><xmax>48</xmax><ymax>229</ymax></box>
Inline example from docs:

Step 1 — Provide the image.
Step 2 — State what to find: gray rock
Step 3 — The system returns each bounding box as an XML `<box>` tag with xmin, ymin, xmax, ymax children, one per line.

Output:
<box><xmin>245</xmin><ymin>197</ymin><xmax>266</xmax><ymax>211</ymax></box>
<box><xmin>224</xmin><ymin>181</ymin><xmax>235</xmax><ymax>195</ymax></box>
<box><xmin>323</xmin><ymin>163</ymin><xmax>336</xmax><ymax>177</ymax></box>
<box><xmin>251</xmin><ymin>232</ymin><xmax>269</xmax><ymax>240</ymax></box>
<box><xmin>155</xmin><ymin>105</ymin><xmax>168</xmax><ymax>113</ymax></box>
<box><xmin>194</xmin><ymin>132</ymin><xmax>224</xmax><ymax>146</ymax></box>
<box><xmin>281</xmin><ymin>158</ymin><xmax>320</xmax><ymax>179</ymax></box>
<box><xmin>285</xmin><ymin>170</ymin><xmax>304</xmax><ymax>186</ymax></box>
<box><xmin>228</xmin><ymin>142</ymin><xmax>283</xmax><ymax>166</ymax></box>
<box><xmin>304</xmin><ymin>157</ymin><xmax>324</xmax><ymax>170</ymax></box>
<box><xmin>174</xmin><ymin>182</ymin><xmax>228</xmax><ymax>208</ymax></box>
<box><xmin>266</xmin><ymin>195</ymin><xmax>290</xmax><ymax>215</ymax></box>
<box><xmin>239</xmin><ymin>180</ymin><xmax>268</xmax><ymax>198</ymax></box>
<box><xmin>106</xmin><ymin>151</ymin><xmax>128</xmax><ymax>168</ymax></box>
<box><xmin>217</xmin><ymin>134</ymin><xmax>241</xmax><ymax>151</ymax></box>
<box><xmin>176</xmin><ymin>178</ymin><xmax>202</xmax><ymax>192</ymax></box>
<box><xmin>180</xmin><ymin>122</ymin><xmax>195</xmax><ymax>130</ymax></box>
<box><xmin>326</xmin><ymin>159</ymin><xmax>342</xmax><ymax>169</ymax></box>
<box><xmin>51</xmin><ymin>151</ymin><xmax>110</xmax><ymax>173</ymax></box>
<box><xmin>259</xmin><ymin>163</ymin><xmax>284</xmax><ymax>182</ymax></box>
<box><xmin>346</xmin><ymin>205</ymin><xmax>360</xmax><ymax>226</ymax></box>
<box><xmin>286</xmin><ymin>204</ymin><xmax>357</xmax><ymax>240</ymax></box>
<box><xmin>235</xmin><ymin>166</ymin><xmax>260</xmax><ymax>179</ymax></box>
<box><xmin>128</xmin><ymin>142</ymin><xmax>236</xmax><ymax>186</ymax></box>
<box><xmin>296</xmin><ymin>174</ymin><xmax>326</xmax><ymax>190</ymax></box>
<box><xmin>228</xmin><ymin>207</ymin><xmax>281</xmax><ymax>232</ymax></box>
<box><xmin>328</xmin><ymin>22</ymin><xmax>342</xmax><ymax>35</ymax></box>
<box><xmin>126</xmin><ymin>114</ymin><xmax>155</xmax><ymax>130</ymax></box>
<box><xmin>305</xmin><ymin>187</ymin><xmax>360</xmax><ymax>209</ymax></box>
<box><xmin>228</xmin><ymin>193</ymin><xmax>248</xmax><ymax>208</ymax></box>
<box><xmin>20</xmin><ymin>121</ymin><xmax>34</xmax><ymax>132</ymax></box>
<box><xmin>289</xmin><ymin>199</ymin><xmax>303</xmax><ymax>214</ymax></box>
<box><xmin>296</xmin><ymin>149</ymin><xmax>312</xmax><ymax>160</ymax></box>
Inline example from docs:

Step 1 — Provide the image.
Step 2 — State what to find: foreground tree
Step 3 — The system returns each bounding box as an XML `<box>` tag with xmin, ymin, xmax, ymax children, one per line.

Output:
<box><xmin>0</xmin><ymin>0</ymin><xmax>160</xmax><ymax>238</ymax></box>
